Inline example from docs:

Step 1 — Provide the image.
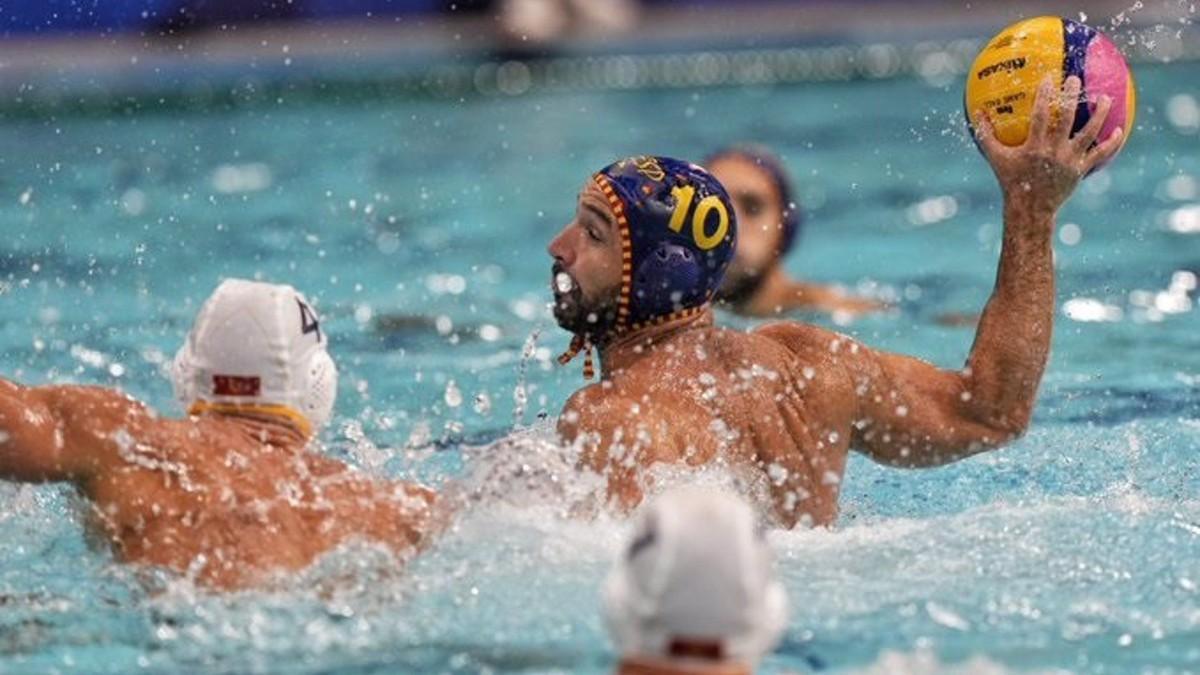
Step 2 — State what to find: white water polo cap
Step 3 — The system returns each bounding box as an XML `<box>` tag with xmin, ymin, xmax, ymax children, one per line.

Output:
<box><xmin>172</xmin><ymin>278</ymin><xmax>338</xmax><ymax>437</ymax></box>
<box><xmin>603</xmin><ymin>487</ymin><xmax>788</xmax><ymax>668</ymax></box>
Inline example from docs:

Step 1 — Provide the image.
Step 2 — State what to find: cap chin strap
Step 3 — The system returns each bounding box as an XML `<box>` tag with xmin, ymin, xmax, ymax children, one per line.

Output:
<box><xmin>558</xmin><ymin>171</ymin><xmax>631</xmax><ymax>381</ymax></box>
<box><xmin>558</xmin><ymin>303</ymin><xmax>715</xmax><ymax>381</ymax></box>
<box><xmin>187</xmin><ymin>400</ymin><xmax>313</xmax><ymax>439</ymax></box>
<box><xmin>557</xmin><ymin>334</ymin><xmax>596</xmax><ymax>380</ymax></box>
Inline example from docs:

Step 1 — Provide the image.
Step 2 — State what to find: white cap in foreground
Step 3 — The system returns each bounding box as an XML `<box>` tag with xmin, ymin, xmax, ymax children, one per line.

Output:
<box><xmin>603</xmin><ymin>487</ymin><xmax>788</xmax><ymax>669</ymax></box>
<box><xmin>171</xmin><ymin>278</ymin><xmax>338</xmax><ymax>437</ymax></box>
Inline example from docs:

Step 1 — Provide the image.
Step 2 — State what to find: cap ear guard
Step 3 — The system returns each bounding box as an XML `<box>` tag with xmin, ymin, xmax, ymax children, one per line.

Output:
<box><xmin>763</xmin><ymin>580</ymin><xmax>788</xmax><ymax>652</ymax></box>
<box><xmin>736</xmin><ymin>576</ymin><xmax>788</xmax><ymax>666</ymax></box>
<box><xmin>602</xmin><ymin>566</ymin><xmax>643</xmax><ymax>657</ymax></box>
<box><xmin>300</xmin><ymin>347</ymin><xmax>338</xmax><ymax>432</ymax></box>
<box><xmin>632</xmin><ymin>242</ymin><xmax>704</xmax><ymax>318</ymax></box>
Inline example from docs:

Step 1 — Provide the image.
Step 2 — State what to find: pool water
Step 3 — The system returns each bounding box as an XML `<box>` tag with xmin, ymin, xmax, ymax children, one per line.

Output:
<box><xmin>0</xmin><ymin>54</ymin><xmax>1198</xmax><ymax>673</ymax></box>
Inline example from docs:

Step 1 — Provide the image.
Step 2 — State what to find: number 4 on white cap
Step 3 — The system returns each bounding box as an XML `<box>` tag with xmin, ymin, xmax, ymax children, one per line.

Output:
<box><xmin>297</xmin><ymin>298</ymin><xmax>322</xmax><ymax>343</ymax></box>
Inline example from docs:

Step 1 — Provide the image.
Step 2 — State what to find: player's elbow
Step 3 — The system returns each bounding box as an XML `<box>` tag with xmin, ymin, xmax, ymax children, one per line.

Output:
<box><xmin>1006</xmin><ymin>412</ymin><xmax>1033</xmax><ymax>439</ymax></box>
<box><xmin>979</xmin><ymin>409</ymin><xmax>1032</xmax><ymax>446</ymax></box>
<box><xmin>959</xmin><ymin>388</ymin><xmax>1035</xmax><ymax>444</ymax></box>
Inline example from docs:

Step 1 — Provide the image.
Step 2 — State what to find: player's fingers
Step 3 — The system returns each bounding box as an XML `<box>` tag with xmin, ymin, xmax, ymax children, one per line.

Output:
<box><xmin>1072</xmin><ymin>94</ymin><xmax>1113</xmax><ymax>151</ymax></box>
<box><xmin>1053</xmin><ymin>75</ymin><xmax>1083</xmax><ymax>140</ymax></box>
<box><xmin>973</xmin><ymin>110</ymin><xmax>1008</xmax><ymax>161</ymax></box>
<box><xmin>1083</xmin><ymin>126</ymin><xmax>1124</xmax><ymax>173</ymax></box>
<box><xmin>1028</xmin><ymin>75</ymin><xmax>1055</xmax><ymax>142</ymax></box>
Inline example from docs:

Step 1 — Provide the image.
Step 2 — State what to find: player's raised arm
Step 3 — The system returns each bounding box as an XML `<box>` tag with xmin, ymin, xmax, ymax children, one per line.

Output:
<box><xmin>847</xmin><ymin>76</ymin><xmax>1123</xmax><ymax>467</ymax></box>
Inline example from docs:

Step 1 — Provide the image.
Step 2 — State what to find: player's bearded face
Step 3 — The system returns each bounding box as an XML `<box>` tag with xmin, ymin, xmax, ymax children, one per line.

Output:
<box><xmin>548</xmin><ymin>182</ymin><xmax>625</xmax><ymax>340</ymax></box>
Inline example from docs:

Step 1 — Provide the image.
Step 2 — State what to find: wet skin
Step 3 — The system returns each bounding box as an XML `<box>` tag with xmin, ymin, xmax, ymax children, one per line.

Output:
<box><xmin>708</xmin><ymin>154</ymin><xmax>884</xmax><ymax>318</ymax></box>
<box><xmin>552</xmin><ymin>77</ymin><xmax>1123</xmax><ymax>527</ymax></box>
<box><xmin>0</xmin><ymin>382</ymin><xmax>437</xmax><ymax>590</ymax></box>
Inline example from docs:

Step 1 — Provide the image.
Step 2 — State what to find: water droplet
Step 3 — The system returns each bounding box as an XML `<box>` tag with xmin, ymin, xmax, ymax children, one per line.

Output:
<box><xmin>1058</xmin><ymin>223</ymin><xmax>1082</xmax><ymax>246</ymax></box>
<box><xmin>473</xmin><ymin>392</ymin><xmax>492</xmax><ymax>415</ymax></box>
<box><xmin>444</xmin><ymin>380</ymin><xmax>463</xmax><ymax>408</ymax></box>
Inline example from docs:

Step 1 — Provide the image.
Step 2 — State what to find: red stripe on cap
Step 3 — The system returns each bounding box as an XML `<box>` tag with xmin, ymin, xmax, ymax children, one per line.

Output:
<box><xmin>212</xmin><ymin>375</ymin><xmax>262</xmax><ymax>397</ymax></box>
<box><xmin>667</xmin><ymin>638</ymin><xmax>725</xmax><ymax>661</ymax></box>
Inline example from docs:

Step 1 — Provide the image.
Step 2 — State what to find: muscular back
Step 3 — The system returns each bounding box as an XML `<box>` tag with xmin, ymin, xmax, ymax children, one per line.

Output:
<box><xmin>560</xmin><ymin>321</ymin><xmax>859</xmax><ymax>527</ymax></box>
<box><xmin>0</xmin><ymin>383</ymin><xmax>435</xmax><ymax>590</ymax></box>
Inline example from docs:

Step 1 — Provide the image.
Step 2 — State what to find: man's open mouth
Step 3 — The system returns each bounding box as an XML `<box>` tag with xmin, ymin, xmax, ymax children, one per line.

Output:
<box><xmin>551</xmin><ymin>264</ymin><xmax>577</xmax><ymax>299</ymax></box>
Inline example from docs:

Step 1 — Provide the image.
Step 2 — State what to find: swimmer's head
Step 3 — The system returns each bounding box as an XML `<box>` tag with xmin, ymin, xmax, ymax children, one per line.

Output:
<box><xmin>603</xmin><ymin>487</ymin><xmax>788</xmax><ymax>672</ymax></box>
<box><xmin>705</xmin><ymin>146</ymin><xmax>801</xmax><ymax>302</ymax></box>
<box><xmin>548</xmin><ymin>156</ymin><xmax>736</xmax><ymax>346</ymax></box>
<box><xmin>171</xmin><ymin>278</ymin><xmax>338</xmax><ymax>438</ymax></box>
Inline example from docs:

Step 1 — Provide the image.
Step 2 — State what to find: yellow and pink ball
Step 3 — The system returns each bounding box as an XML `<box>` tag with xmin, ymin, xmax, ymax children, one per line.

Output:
<box><xmin>965</xmin><ymin>16</ymin><xmax>1136</xmax><ymax>169</ymax></box>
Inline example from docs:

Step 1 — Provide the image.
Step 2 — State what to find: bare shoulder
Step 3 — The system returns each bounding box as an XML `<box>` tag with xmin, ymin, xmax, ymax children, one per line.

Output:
<box><xmin>558</xmin><ymin>382</ymin><xmax>634</xmax><ymax>441</ymax></box>
<box><xmin>750</xmin><ymin>321</ymin><xmax>865</xmax><ymax>405</ymax></box>
<box><xmin>42</xmin><ymin>384</ymin><xmax>152</xmax><ymax>417</ymax></box>
<box><xmin>41</xmin><ymin>385</ymin><xmax>158</xmax><ymax>440</ymax></box>
<box><xmin>753</xmin><ymin>320</ymin><xmax>855</xmax><ymax>357</ymax></box>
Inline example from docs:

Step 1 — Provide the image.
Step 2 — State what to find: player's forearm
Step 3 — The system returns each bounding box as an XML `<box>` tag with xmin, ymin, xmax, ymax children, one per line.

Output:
<box><xmin>963</xmin><ymin>195</ymin><xmax>1056</xmax><ymax>436</ymax></box>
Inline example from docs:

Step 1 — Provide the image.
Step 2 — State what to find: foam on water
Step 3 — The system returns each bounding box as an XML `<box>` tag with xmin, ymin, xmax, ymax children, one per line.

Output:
<box><xmin>5</xmin><ymin>415</ymin><xmax>1199</xmax><ymax>673</ymax></box>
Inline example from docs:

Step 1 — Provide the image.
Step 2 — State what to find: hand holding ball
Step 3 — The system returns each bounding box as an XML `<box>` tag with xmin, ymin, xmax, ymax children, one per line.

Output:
<box><xmin>965</xmin><ymin>16</ymin><xmax>1135</xmax><ymax>171</ymax></box>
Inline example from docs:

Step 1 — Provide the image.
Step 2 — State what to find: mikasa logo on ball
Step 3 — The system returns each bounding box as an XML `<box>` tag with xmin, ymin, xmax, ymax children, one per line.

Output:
<box><xmin>964</xmin><ymin>16</ymin><xmax>1135</xmax><ymax>169</ymax></box>
<box><xmin>977</xmin><ymin>57</ymin><xmax>1027</xmax><ymax>80</ymax></box>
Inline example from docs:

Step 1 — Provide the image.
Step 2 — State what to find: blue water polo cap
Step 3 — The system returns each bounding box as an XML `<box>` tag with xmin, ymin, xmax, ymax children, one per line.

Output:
<box><xmin>594</xmin><ymin>156</ymin><xmax>738</xmax><ymax>330</ymax></box>
<box><xmin>705</xmin><ymin>145</ymin><xmax>802</xmax><ymax>258</ymax></box>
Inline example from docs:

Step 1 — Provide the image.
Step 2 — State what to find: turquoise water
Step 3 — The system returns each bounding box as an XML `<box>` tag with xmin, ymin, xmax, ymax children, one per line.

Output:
<box><xmin>0</xmin><ymin>58</ymin><xmax>1198</xmax><ymax>673</ymax></box>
